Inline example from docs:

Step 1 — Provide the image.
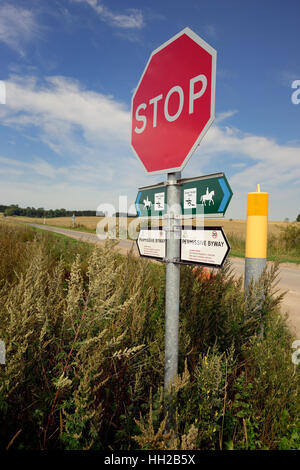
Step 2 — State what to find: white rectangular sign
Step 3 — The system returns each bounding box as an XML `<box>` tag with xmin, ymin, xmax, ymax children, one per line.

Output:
<box><xmin>154</xmin><ymin>192</ymin><xmax>165</xmax><ymax>211</ymax></box>
<box><xmin>137</xmin><ymin>229</ymin><xmax>166</xmax><ymax>260</ymax></box>
<box><xmin>183</xmin><ymin>187</ymin><xmax>197</xmax><ymax>209</ymax></box>
<box><xmin>181</xmin><ymin>227</ymin><xmax>230</xmax><ymax>267</ymax></box>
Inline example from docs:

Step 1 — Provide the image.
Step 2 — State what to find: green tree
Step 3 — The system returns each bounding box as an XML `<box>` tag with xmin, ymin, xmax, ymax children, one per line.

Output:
<box><xmin>4</xmin><ymin>204</ymin><xmax>20</xmax><ymax>216</ymax></box>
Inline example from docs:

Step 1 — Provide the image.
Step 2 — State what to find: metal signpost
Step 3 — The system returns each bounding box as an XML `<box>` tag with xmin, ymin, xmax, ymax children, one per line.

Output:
<box><xmin>164</xmin><ymin>172</ymin><xmax>181</xmax><ymax>395</ymax></box>
<box><xmin>131</xmin><ymin>28</ymin><xmax>221</xmax><ymax>404</ymax></box>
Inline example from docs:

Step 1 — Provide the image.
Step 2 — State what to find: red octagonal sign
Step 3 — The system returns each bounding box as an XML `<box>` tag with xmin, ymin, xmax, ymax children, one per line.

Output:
<box><xmin>131</xmin><ymin>27</ymin><xmax>217</xmax><ymax>175</ymax></box>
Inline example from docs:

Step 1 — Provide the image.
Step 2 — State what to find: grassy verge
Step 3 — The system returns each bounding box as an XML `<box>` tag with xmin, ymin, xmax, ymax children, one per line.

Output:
<box><xmin>0</xmin><ymin>220</ymin><xmax>299</xmax><ymax>451</ymax></box>
<box><xmin>5</xmin><ymin>215</ymin><xmax>300</xmax><ymax>264</ymax></box>
<box><xmin>28</xmin><ymin>227</ymin><xmax>300</xmax><ymax>265</ymax></box>
<box><xmin>33</xmin><ymin>222</ymin><xmax>97</xmax><ymax>234</ymax></box>
<box><xmin>17</xmin><ymin>217</ymin><xmax>300</xmax><ymax>264</ymax></box>
<box><xmin>227</xmin><ymin>227</ymin><xmax>300</xmax><ymax>264</ymax></box>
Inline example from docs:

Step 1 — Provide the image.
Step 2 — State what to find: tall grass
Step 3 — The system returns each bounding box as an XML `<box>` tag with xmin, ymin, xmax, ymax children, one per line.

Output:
<box><xmin>228</xmin><ymin>223</ymin><xmax>300</xmax><ymax>262</ymax></box>
<box><xmin>0</xmin><ymin>221</ymin><xmax>299</xmax><ymax>450</ymax></box>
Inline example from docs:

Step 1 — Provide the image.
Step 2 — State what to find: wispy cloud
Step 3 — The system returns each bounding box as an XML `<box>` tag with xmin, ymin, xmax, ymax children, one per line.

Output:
<box><xmin>3</xmin><ymin>75</ymin><xmax>130</xmax><ymax>147</ymax></box>
<box><xmin>71</xmin><ymin>0</ymin><xmax>144</xmax><ymax>29</ymax></box>
<box><xmin>0</xmin><ymin>4</ymin><xmax>40</xmax><ymax>55</ymax></box>
<box><xmin>195</xmin><ymin>124</ymin><xmax>300</xmax><ymax>191</ymax></box>
<box><xmin>0</xmin><ymin>155</ymin><xmax>56</xmax><ymax>179</ymax></box>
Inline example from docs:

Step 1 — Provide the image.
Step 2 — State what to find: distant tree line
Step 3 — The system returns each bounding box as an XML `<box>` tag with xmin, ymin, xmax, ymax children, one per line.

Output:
<box><xmin>1</xmin><ymin>204</ymin><xmax>104</xmax><ymax>218</ymax></box>
<box><xmin>113</xmin><ymin>212</ymin><xmax>137</xmax><ymax>218</ymax></box>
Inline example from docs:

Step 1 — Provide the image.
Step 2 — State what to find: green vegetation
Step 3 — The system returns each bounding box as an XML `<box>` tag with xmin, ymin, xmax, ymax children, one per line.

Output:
<box><xmin>0</xmin><ymin>222</ymin><xmax>299</xmax><ymax>450</ymax></box>
<box><xmin>228</xmin><ymin>223</ymin><xmax>300</xmax><ymax>263</ymax></box>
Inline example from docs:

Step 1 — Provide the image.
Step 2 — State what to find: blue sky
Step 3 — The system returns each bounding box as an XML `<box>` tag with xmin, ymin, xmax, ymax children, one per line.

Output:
<box><xmin>0</xmin><ymin>0</ymin><xmax>300</xmax><ymax>220</ymax></box>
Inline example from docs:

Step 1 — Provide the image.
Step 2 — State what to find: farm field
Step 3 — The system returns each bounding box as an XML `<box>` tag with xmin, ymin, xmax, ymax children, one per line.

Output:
<box><xmin>4</xmin><ymin>214</ymin><xmax>292</xmax><ymax>235</ymax></box>
<box><xmin>6</xmin><ymin>215</ymin><xmax>300</xmax><ymax>263</ymax></box>
<box><xmin>5</xmin><ymin>215</ymin><xmax>108</xmax><ymax>232</ymax></box>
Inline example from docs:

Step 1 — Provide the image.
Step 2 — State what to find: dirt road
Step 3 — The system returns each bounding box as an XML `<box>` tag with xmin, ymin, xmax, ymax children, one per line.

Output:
<box><xmin>27</xmin><ymin>222</ymin><xmax>300</xmax><ymax>338</ymax></box>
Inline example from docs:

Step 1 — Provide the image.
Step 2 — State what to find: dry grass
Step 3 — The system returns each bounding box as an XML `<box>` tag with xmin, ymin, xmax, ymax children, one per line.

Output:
<box><xmin>5</xmin><ymin>215</ymin><xmax>137</xmax><ymax>236</ymax></box>
<box><xmin>0</xmin><ymin>221</ymin><xmax>299</xmax><ymax>450</ymax></box>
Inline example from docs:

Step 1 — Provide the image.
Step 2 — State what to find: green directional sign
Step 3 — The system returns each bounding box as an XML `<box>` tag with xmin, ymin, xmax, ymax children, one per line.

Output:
<box><xmin>136</xmin><ymin>173</ymin><xmax>233</xmax><ymax>218</ymax></box>
<box><xmin>181</xmin><ymin>173</ymin><xmax>233</xmax><ymax>217</ymax></box>
<box><xmin>135</xmin><ymin>183</ymin><xmax>167</xmax><ymax>217</ymax></box>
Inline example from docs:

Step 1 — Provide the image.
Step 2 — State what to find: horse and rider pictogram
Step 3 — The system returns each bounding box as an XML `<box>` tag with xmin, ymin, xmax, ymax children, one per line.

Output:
<box><xmin>200</xmin><ymin>187</ymin><xmax>215</xmax><ymax>206</ymax></box>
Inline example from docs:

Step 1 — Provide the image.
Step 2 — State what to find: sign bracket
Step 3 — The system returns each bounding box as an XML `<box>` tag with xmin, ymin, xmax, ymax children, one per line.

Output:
<box><xmin>163</xmin><ymin>257</ymin><xmax>181</xmax><ymax>264</ymax></box>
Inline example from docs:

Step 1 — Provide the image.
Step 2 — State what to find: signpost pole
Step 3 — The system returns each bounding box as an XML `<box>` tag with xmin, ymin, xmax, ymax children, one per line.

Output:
<box><xmin>164</xmin><ymin>171</ymin><xmax>181</xmax><ymax>423</ymax></box>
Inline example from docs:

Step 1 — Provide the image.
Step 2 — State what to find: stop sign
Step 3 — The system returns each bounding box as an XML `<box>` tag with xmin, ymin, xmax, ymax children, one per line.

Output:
<box><xmin>131</xmin><ymin>27</ymin><xmax>217</xmax><ymax>175</ymax></box>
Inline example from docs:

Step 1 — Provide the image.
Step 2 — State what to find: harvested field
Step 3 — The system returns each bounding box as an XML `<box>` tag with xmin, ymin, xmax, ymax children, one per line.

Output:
<box><xmin>5</xmin><ymin>215</ymin><xmax>136</xmax><ymax>232</ymax></box>
<box><xmin>6</xmin><ymin>215</ymin><xmax>293</xmax><ymax>237</ymax></box>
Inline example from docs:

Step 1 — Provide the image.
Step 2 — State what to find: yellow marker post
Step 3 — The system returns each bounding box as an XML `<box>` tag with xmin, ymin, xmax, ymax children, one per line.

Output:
<box><xmin>245</xmin><ymin>184</ymin><xmax>268</xmax><ymax>260</ymax></box>
<box><xmin>244</xmin><ymin>184</ymin><xmax>268</xmax><ymax>335</ymax></box>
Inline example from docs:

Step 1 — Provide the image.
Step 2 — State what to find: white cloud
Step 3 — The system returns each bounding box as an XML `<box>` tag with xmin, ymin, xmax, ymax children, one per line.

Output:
<box><xmin>1</xmin><ymin>74</ymin><xmax>300</xmax><ymax>219</ymax></box>
<box><xmin>0</xmin><ymin>4</ymin><xmax>40</xmax><ymax>55</ymax></box>
<box><xmin>187</xmin><ymin>124</ymin><xmax>300</xmax><ymax>219</ymax></box>
<box><xmin>2</xmin><ymin>75</ymin><xmax>130</xmax><ymax>148</ymax></box>
<box><xmin>196</xmin><ymin>124</ymin><xmax>300</xmax><ymax>187</ymax></box>
<box><xmin>0</xmin><ymin>74</ymin><xmax>143</xmax><ymax>210</ymax></box>
<box><xmin>71</xmin><ymin>0</ymin><xmax>144</xmax><ymax>29</ymax></box>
